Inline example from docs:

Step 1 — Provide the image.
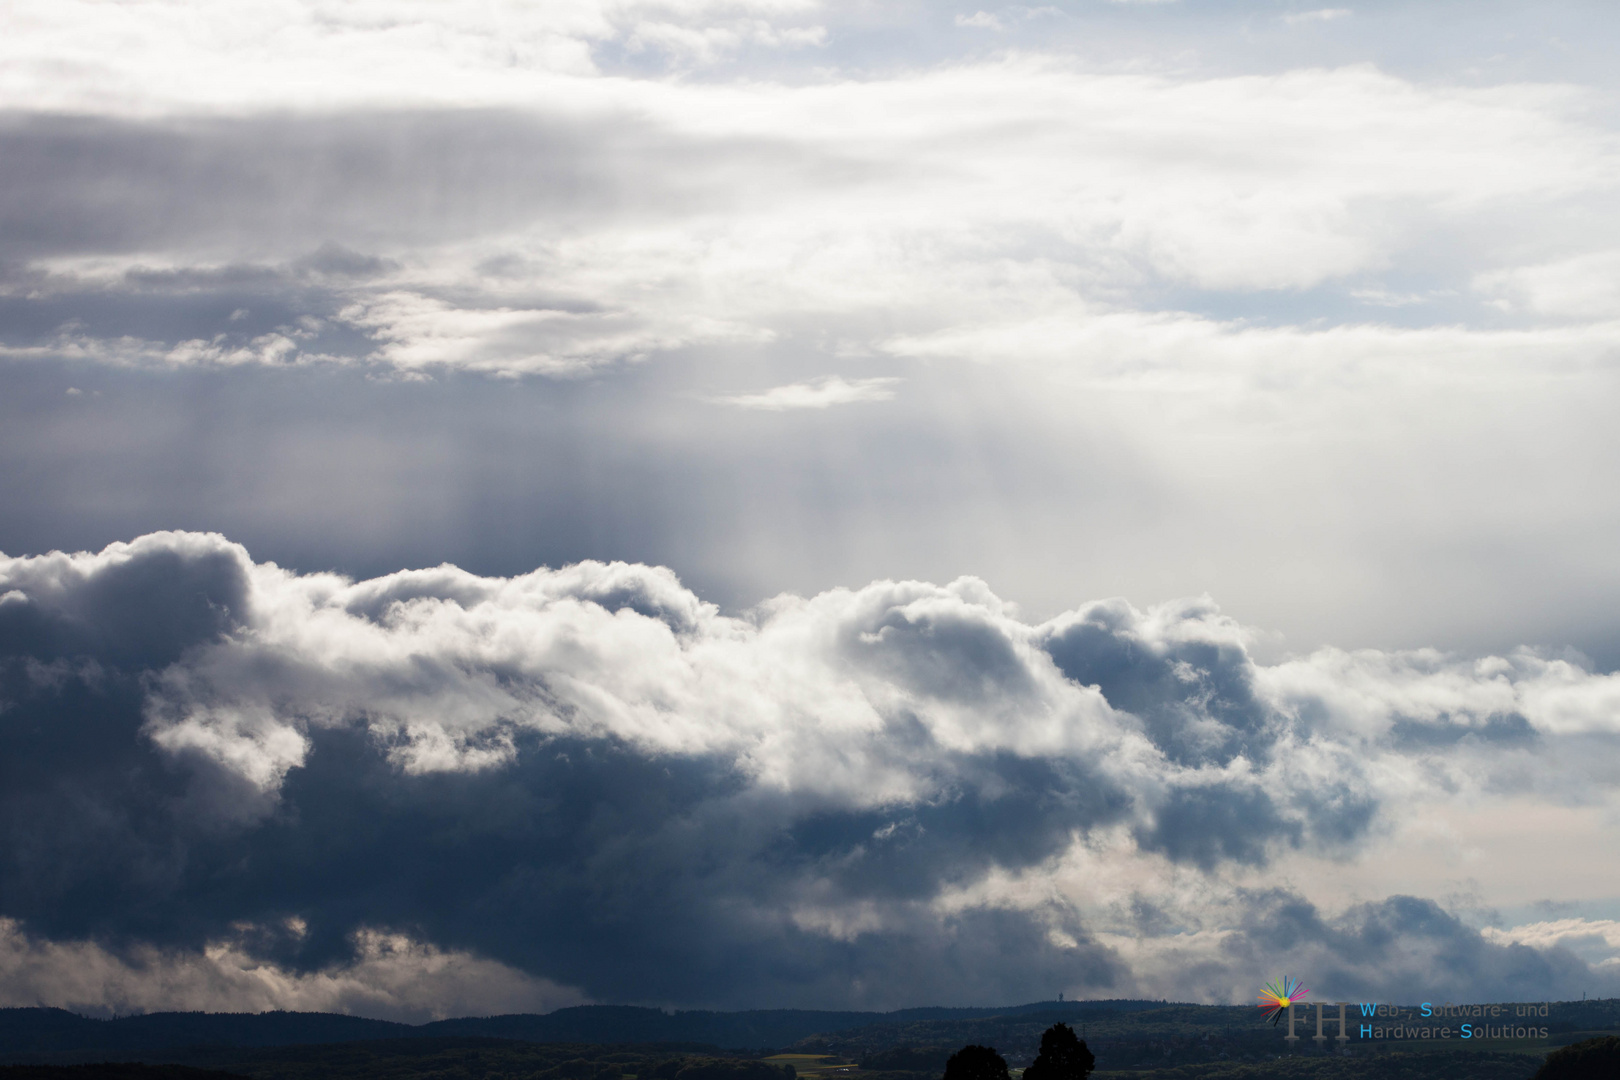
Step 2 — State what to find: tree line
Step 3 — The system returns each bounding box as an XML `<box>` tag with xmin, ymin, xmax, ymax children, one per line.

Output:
<box><xmin>942</xmin><ymin>1024</ymin><xmax>1092</xmax><ymax>1080</ymax></box>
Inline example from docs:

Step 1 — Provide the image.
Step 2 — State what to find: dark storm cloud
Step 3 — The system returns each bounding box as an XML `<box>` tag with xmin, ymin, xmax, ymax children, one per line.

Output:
<box><xmin>0</xmin><ymin>534</ymin><xmax>1304</xmax><ymax>1006</ymax></box>
<box><xmin>2</xmin><ymin>532</ymin><xmax>1616</xmax><ymax>1012</ymax></box>
<box><xmin>0</xmin><ymin>535</ymin><xmax>247</xmax><ymax>666</ymax></box>
<box><xmin>1135</xmin><ymin>784</ymin><xmax>1298</xmax><ymax>870</ymax></box>
<box><xmin>1219</xmin><ymin>890</ymin><xmax>1605</xmax><ymax>1004</ymax></box>
<box><xmin>0</xmin><ymin>534</ymin><xmax>1141</xmax><ymax>1007</ymax></box>
<box><xmin>1041</xmin><ymin>601</ymin><xmax>1275</xmax><ymax>768</ymax></box>
<box><xmin>241</xmin><ymin>732</ymin><xmax>1123</xmax><ymax>1007</ymax></box>
<box><xmin>1036</xmin><ymin>603</ymin><xmax>1371</xmax><ymax>868</ymax></box>
<box><xmin>1389</xmin><ymin>711</ymin><xmax>1539</xmax><ymax>748</ymax></box>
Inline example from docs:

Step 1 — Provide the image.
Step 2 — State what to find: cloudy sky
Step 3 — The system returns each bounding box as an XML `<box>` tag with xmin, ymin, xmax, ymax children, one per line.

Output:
<box><xmin>3</xmin><ymin>0</ymin><xmax>1620</xmax><ymax>1021</ymax></box>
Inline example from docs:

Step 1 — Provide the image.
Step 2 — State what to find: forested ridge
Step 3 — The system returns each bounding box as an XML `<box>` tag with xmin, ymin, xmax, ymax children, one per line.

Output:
<box><xmin>1</xmin><ymin>1000</ymin><xmax>1616</xmax><ymax>1080</ymax></box>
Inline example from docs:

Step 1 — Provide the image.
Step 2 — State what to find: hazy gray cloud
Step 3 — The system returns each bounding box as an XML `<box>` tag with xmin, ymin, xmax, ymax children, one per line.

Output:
<box><xmin>5</xmin><ymin>15</ymin><xmax>1620</xmax><ymax>659</ymax></box>
<box><xmin>0</xmin><ymin>919</ymin><xmax>583</xmax><ymax>1023</ymax></box>
<box><xmin>7</xmin><ymin>52</ymin><xmax>1619</xmax><ymax>377</ymax></box>
<box><xmin>1220</xmin><ymin>892</ymin><xmax>1602</xmax><ymax>1005</ymax></box>
<box><xmin>2</xmin><ymin>532</ymin><xmax>1618</xmax><ymax>1014</ymax></box>
<box><xmin>4</xmin><ymin>41</ymin><xmax>1620</xmax><ymax>663</ymax></box>
<box><xmin>0</xmin><ymin>111</ymin><xmax>627</xmax><ymax>261</ymax></box>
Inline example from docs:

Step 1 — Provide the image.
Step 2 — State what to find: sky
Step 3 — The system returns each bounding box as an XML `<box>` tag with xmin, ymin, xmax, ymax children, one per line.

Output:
<box><xmin>2</xmin><ymin>0</ymin><xmax>1620</xmax><ymax>1021</ymax></box>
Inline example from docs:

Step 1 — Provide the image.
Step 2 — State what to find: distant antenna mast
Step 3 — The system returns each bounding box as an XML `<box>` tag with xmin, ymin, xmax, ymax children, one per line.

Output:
<box><xmin>1058</xmin><ymin>993</ymin><xmax>1063</xmax><ymax>1002</ymax></box>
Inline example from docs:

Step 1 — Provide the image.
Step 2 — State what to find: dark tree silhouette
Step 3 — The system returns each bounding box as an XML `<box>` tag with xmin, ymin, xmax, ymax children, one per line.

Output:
<box><xmin>1533</xmin><ymin>1035</ymin><xmax>1620</xmax><ymax>1080</ymax></box>
<box><xmin>941</xmin><ymin>1045</ymin><xmax>1009</xmax><ymax>1080</ymax></box>
<box><xmin>1021</xmin><ymin>1023</ymin><xmax>1095</xmax><ymax>1080</ymax></box>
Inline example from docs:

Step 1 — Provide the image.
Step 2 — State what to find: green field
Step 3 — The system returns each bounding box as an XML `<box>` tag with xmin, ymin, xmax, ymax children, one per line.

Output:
<box><xmin>760</xmin><ymin>1055</ymin><xmax>857</xmax><ymax>1080</ymax></box>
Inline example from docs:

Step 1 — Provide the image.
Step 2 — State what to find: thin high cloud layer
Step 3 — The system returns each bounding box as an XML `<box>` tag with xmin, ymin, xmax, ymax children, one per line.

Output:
<box><xmin>4</xmin><ymin>50</ymin><xmax>1619</xmax><ymax>378</ymax></box>
<box><xmin>0</xmin><ymin>0</ymin><xmax>830</xmax><ymax>109</ymax></box>
<box><xmin>2</xmin><ymin>532</ymin><xmax>1617</xmax><ymax>1014</ymax></box>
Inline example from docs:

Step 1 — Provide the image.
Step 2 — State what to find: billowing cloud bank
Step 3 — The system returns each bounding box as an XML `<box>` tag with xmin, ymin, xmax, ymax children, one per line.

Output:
<box><xmin>2</xmin><ymin>532</ymin><xmax>1617</xmax><ymax>1017</ymax></box>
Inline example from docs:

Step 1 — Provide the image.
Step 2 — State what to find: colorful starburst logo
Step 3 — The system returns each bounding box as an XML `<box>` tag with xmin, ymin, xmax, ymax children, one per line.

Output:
<box><xmin>1258</xmin><ymin>975</ymin><xmax>1309</xmax><ymax>1026</ymax></box>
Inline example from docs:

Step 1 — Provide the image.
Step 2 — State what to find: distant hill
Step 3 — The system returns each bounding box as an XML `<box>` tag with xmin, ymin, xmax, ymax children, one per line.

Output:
<box><xmin>135</xmin><ymin>1037</ymin><xmax>777</xmax><ymax>1080</ymax></box>
<box><xmin>0</xmin><ymin>1040</ymin><xmax>779</xmax><ymax>1080</ymax></box>
<box><xmin>0</xmin><ymin>1066</ymin><xmax>249</xmax><ymax>1080</ymax></box>
<box><xmin>421</xmin><ymin>1003</ymin><xmax>1170</xmax><ymax>1053</ymax></box>
<box><xmin>3</xmin><ymin>998</ymin><xmax>1618</xmax><ymax>1077</ymax></box>
<box><xmin>0</xmin><ymin>1031</ymin><xmax>1564</xmax><ymax>1080</ymax></box>
<box><xmin>790</xmin><ymin>1002</ymin><xmax>1194</xmax><ymax>1062</ymax></box>
<box><xmin>0</xmin><ymin>1012</ymin><xmax>409</xmax><ymax>1059</ymax></box>
<box><xmin>0</xmin><ymin>1002</ymin><xmax>1166</xmax><ymax>1063</ymax></box>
